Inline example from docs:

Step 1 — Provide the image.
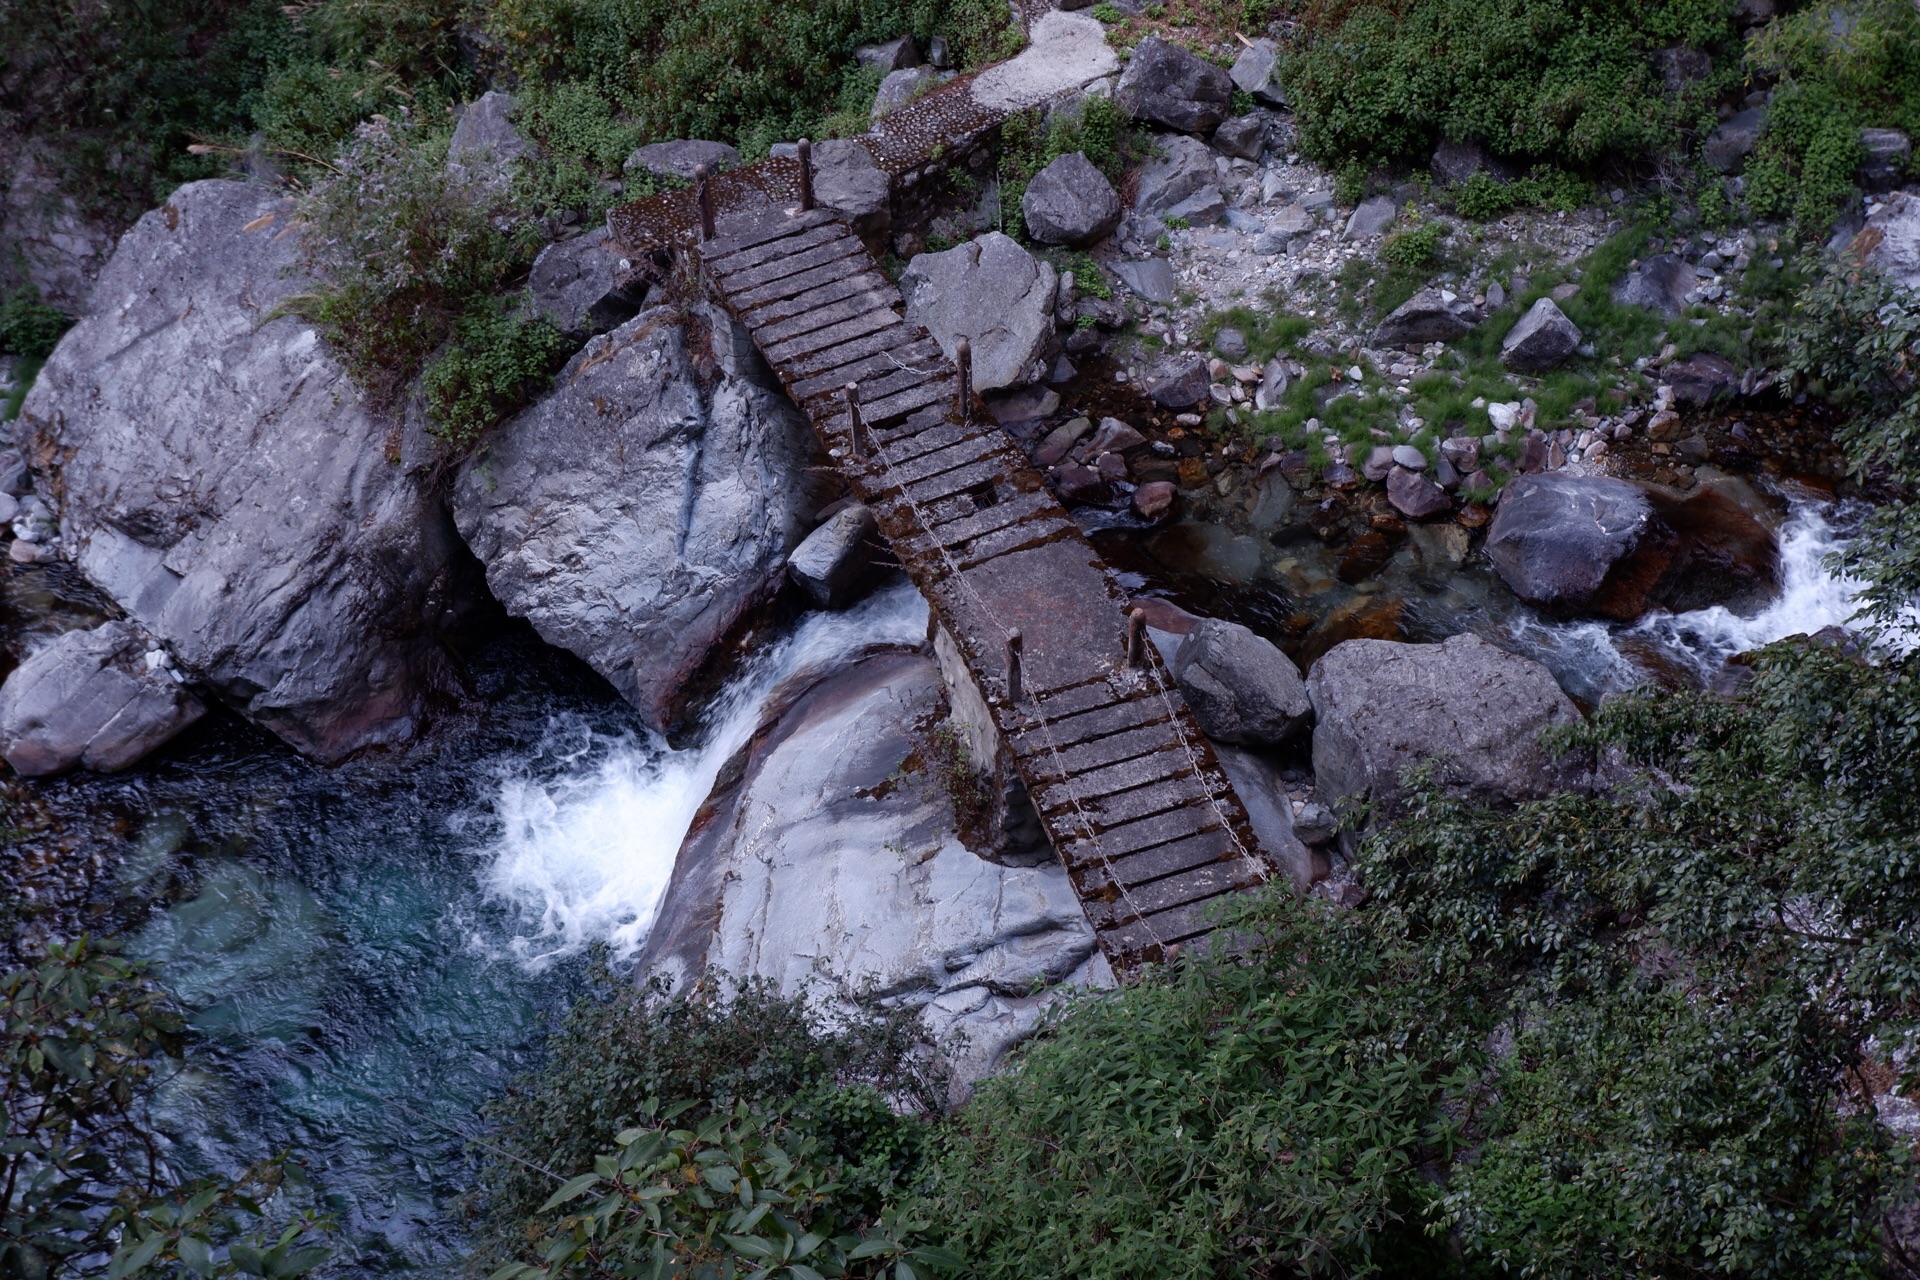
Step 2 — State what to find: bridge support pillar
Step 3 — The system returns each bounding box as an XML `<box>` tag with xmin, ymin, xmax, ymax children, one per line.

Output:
<box><xmin>931</xmin><ymin>620</ymin><xmax>1047</xmax><ymax>865</ymax></box>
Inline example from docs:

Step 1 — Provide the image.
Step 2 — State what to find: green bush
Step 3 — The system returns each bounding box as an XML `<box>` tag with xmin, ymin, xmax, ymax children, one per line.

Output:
<box><xmin>493</xmin><ymin>1103</ymin><xmax>961</xmax><ymax>1280</ymax></box>
<box><xmin>420</xmin><ymin>305</ymin><xmax>569</xmax><ymax>444</ymax></box>
<box><xmin>1</xmin><ymin>936</ymin><xmax>331</xmax><ymax>1279</ymax></box>
<box><xmin>1282</xmin><ymin>0</ymin><xmax>1736</xmax><ymax>174</ymax></box>
<box><xmin>479</xmin><ymin>0</ymin><xmax>1020</xmax><ymax>159</ymax></box>
<box><xmin>1744</xmin><ymin>0</ymin><xmax>1920</xmax><ymax>230</ymax></box>
<box><xmin>1381</xmin><ymin>219</ymin><xmax>1444</xmax><ymax>267</ymax></box>
<box><xmin>478</xmin><ymin>968</ymin><xmax>944</xmax><ymax>1267</ymax></box>
<box><xmin>1449</xmin><ymin>166</ymin><xmax>1594</xmax><ymax>219</ymax></box>
<box><xmin>288</xmin><ymin>111</ymin><xmax>544</xmax><ymax>415</ymax></box>
<box><xmin>0</xmin><ymin>286</ymin><xmax>73</xmax><ymax>360</ymax></box>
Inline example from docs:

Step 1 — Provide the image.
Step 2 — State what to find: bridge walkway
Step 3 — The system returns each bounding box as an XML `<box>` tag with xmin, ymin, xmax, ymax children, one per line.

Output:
<box><xmin>690</xmin><ymin>204</ymin><xmax>1273</xmax><ymax>969</ymax></box>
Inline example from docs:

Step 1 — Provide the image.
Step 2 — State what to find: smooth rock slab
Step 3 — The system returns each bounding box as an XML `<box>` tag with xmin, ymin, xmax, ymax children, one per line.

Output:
<box><xmin>1113</xmin><ymin>257</ymin><xmax>1178</xmax><ymax>303</ymax></box>
<box><xmin>1023</xmin><ymin>151</ymin><xmax>1122</xmax><ymax>246</ymax></box>
<box><xmin>1172</xmin><ymin>617</ymin><xmax>1311</xmax><ymax>746</ymax></box>
<box><xmin>1115</xmin><ymin>36</ymin><xmax>1232</xmax><ymax>133</ymax></box>
<box><xmin>1229</xmin><ymin>38</ymin><xmax>1286</xmax><ymax>106</ymax></box>
<box><xmin>1344</xmin><ymin>195</ymin><xmax>1396</xmax><ymax>239</ymax></box>
<box><xmin>1133</xmin><ymin>134</ymin><xmax>1217</xmax><ymax>217</ymax></box>
<box><xmin>970</xmin><ymin>11</ymin><xmax>1118</xmax><ymax>113</ymax></box>
<box><xmin>641</xmin><ymin>648</ymin><xmax>1108</xmax><ymax>1100</ymax></box>
<box><xmin>1306</xmin><ymin>632</ymin><xmax>1584</xmax><ymax>820</ymax></box>
<box><xmin>624</xmin><ymin>139</ymin><xmax>740</xmax><ymax>181</ymax></box>
<box><xmin>1485</xmin><ymin>473</ymin><xmax>1676</xmax><ymax>620</ymax></box>
<box><xmin>900</xmin><ymin>233</ymin><xmax>1058</xmax><ymax>392</ymax></box>
<box><xmin>1371</xmin><ymin>288</ymin><xmax>1477</xmax><ymax>346</ymax></box>
<box><xmin>787</xmin><ymin>504</ymin><xmax>878</xmax><ymax>609</ymax></box>
<box><xmin>0</xmin><ymin>621</ymin><xmax>204</xmax><ymax>775</ymax></box>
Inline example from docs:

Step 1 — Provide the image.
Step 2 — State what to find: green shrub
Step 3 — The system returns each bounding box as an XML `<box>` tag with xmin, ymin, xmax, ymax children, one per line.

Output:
<box><xmin>480</xmin><ymin>0</ymin><xmax>1019</xmax><ymax>158</ymax></box>
<box><xmin>1450</xmin><ymin>166</ymin><xmax>1594</xmax><ymax>220</ymax></box>
<box><xmin>1</xmin><ymin>936</ymin><xmax>331</xmax><ymax>1279</ymax></box>
<box><xmin>288</xmin><ymin>111</ymin><xmax>543</xmax><ymax>414</ymax></box>
<box><xmin>478</xmin><ymin>968</ymin><xmax>943</xmax><ymax>1265</ymax></box>
<box><xmin>1283</xmin><ymin>0</ymin><xmax>1736</xmax><ymax>174</ymax></box>
<box><xmin>493</xmin><ymin>1103</ymin><xmax>961</xmax><ymax>1280</ymax></box>
<box><xmin>906</xmin><ymin>891</ymin><xmax>1465</xmax><ymax>1280</ymax></box>
<box><xmin>420</xmin><ymin>306</ymin><xmax>569</xmax><ymax>444</ymax></box>
<box><xmin>0</xmin><ymin>286</ymin><xmax>74</xmax><ymax>360</ymax></box>
<box><xmin>1381</xmin><ymin>218</ymin><xmax>1444</xmax><ymax>268</ymax></box>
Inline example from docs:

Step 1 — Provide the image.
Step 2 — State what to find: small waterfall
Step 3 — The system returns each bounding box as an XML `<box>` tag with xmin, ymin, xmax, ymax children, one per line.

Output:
<box><xmin>474</xmin><ymin>581</ymin><xmax>930</xmax><ymax>971</ymax></box>
<box><xmin>1506</xmin><ymin>499</ymin><xmax>1890</xmax><ymax>697</ymax></box>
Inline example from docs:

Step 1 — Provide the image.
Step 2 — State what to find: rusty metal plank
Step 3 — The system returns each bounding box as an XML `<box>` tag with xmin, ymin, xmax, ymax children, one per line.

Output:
<box><xmin>1071</xmin><ymin>826</ymin><xmax>1240</xmax><ymax>884</ymax></box>
<box><xmin>708</xmin><ymin>221</ymin><xmax>847</xmax><ymax>277</ymax></box>
<box><xmin>1034</xmin><ymin>752</ymin><xmax>1193</xmax><ymax>813</ymax></box>
<box><xmin>804</xmin><ymin>364</ymin><xmax>929</xmax><ymax>415</ymax></box>
<box><xmin>784</xmin><ymin>325</ymin><xmax>931</xmax><ymax>381</ymax></box>
<box><xmin>743</xmin><ymin>272</ymin><xmax>892</xmax><ymax>327</ymax></box>
<box><xmin>1024</xmin><ymin>722</ymin><xmax>1182</xmax><ymax>786</ymax></box>
<box><xmin>763</xmin><ymin>309</ymin><xmax>903</xmax><ymax>365</ymax></box>
<box><xmin>1098</xmin><ymin>897</ymin><xmax>1223</xmax><ymax>958</ymax></box>
<box><xmin>754</xmin><ymin>290</ymin><xmax>900</xmax><ymax>348</ymax></box>
<box><xmin>699</xmin><ymin>207</ymin><xmax>838</xmax><ymax>262</ymax></box>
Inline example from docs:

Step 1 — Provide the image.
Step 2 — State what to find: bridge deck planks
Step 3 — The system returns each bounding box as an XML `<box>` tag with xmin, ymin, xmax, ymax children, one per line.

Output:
<box><xmin>694</xmin><ymin>205</ymin><xmax>1271</xmax><ymax>969</ymax></box>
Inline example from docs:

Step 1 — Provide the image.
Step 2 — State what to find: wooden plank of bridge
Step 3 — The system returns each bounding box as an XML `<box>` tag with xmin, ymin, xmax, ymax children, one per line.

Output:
<box><xmin>693</xmin><ymin>205</ymin><xmax>1272</xmax><ymax>969</ymax></box>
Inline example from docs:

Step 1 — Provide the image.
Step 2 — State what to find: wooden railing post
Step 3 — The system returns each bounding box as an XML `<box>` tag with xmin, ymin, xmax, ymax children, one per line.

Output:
<box><xmin>694</xmin><ymin>163</ymin><xmax>715</xmax><ymax>241</ymax></box>
<box><xmin>1124</xmin><ymin>608</ymin><xmax>1147</xmax><ymax>668</ymax></box>
<box><xmin>1005</xmin><ymin>629</ymin><xmax>1024</xmax><ymax>703</ymax></box>
<box><xmin>846</xmin><ymin>382</ymin><xmax>866</xmax><ymax>459</ymax></box>
<box><xmin>954</xmin><ymin>336</ymin><xmax>972</xmax><ymax>425</ymax></box>
<box><xmin>797</xmin><ymin>138</ymin><xmax>815</xmax><ymax>212</ymax></box>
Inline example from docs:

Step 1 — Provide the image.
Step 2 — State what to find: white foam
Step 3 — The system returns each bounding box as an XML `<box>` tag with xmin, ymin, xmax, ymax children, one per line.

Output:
<box><xmin>473</xmin><ymin>582</ymin><xmax>930</xmax><ymax>971</ymax></box>
<box><xmin>1508</xmin><ymin>499</ymin><xmax>1898</xmax><ymax>694</ymax></box>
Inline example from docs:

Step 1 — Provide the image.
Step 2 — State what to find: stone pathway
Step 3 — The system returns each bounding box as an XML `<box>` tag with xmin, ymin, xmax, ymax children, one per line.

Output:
<box><xmin>692</xmin><ymin>203</ymin><xmax>1273</xmax><ymax>968</ymax></box>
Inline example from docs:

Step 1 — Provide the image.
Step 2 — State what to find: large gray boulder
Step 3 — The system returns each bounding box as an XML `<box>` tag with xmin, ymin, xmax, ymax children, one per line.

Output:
<box><xmin>0</xmin><ymin>621</ymin><xmax>205</xmax><ymax>776</ymax></box>
<box><xmin>447</xmin><ymin>91</ymin><xmax>530</xmax><ymax>188</ymax></box>
<box><xmin>1500</xmin><ymin>296</ymin><xmax>1582</xmax><ymax>371</ymax></box>
<box><xmin>1228</xmin><ymin>38</ymin><xmax>1286</xmax><ymax>106</ymax></box>
<box><xmin>20</xmin><ymin>180</ymin><xmax>474</xmax><ymax>762</ymax></box>
<box><xmin>642</xmin><ymin>647</ymin><xmax>1108</xmax><ymax>1099</ymax></box>
<box><xmin>452</xmin><ymin>303</ymin><xmax>821</xmax><ymax>732</ymax></box>
<box><xmin>1132</xmin><ymin>134</ymin><xmax>1218</xmax><ymax>218</ymax></box>
<box><xmin>1703</xmin><ymin>106</ymin><xmax>1766</xmax><ymax>173</ymax></box>
<box><xmin>623</xmin><ymin>139</ymin><xmax>740</xmax><ymax>182</ymax></box>
<box><xmin>1306</xmin><ymin>633</ymin><xmax>1584</xmax><ymax>818</ymax></box>
<box><xmin>1613</xmin><ymin>253</ymin><xmax>1696</xmax><ymax>316</ymax></box>
<box><xmin>873</xmin><ymin>67</ymin><xmax>943</xmax><ymax>119</ymax></box>
<box><xmin>811</xmin><ymin>139</ymin><xmax>892</xmax><ymax>254</ymax></box>
<box><xmin>900</xmin><ymin>233</ymin><xmax>1058</xmax><ymax>392</ymax></box>
<box><xmin>1485</xmin><ymin>474</ymin><xmax>1677</xmax><ymax>620</ymax></box>
<box><xmin>1172</xmin><ymin>618</ymin><xmax>1311</xmax><ymax>746</ymax></box>
<box><xmin>1115</xmin><ymin>36</ymin><xmax>1233</xmax><ymax>133</ymax></box>
<box><xmin>1343</xmin><ymin>195</ymin><xmax>1396</xmax><ymax>240</ymax></box>
<box><xmin>526</xmin><ymin>227</ymin><xmax>647</xmax><ymax>339</ymax></box>
<box><xmin>1023</xmin><ymin>151</ymin><xmax>1122</xmax><ymax>246</ymax></box>
<box><xmin>786</xmin><ymin>504</ymin><xmax>878</xmax><ymax>609</ymax></box>
<box><xmin>1371</xmin><ymin>288</ymin><xmax>1478</xmax><ymax>347</ymax></box>
<box><xmin>1866</xmin><ymin>190</ymin><xmax>1920</xmax><ymax>293</ymax></box>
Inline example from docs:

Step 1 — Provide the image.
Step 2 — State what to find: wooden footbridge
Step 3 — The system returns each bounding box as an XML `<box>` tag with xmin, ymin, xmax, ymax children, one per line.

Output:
<box><xmin>608</xmin><ymin>78</ymin><xmax>1274</xmax><ymax>969</ymax></box>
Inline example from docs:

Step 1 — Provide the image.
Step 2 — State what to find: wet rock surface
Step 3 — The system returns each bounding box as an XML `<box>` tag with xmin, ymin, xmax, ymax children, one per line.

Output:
<box><xmin>1172</xmin><ymin>617</ymin><xmax>1312</xmax><ymax>746</ymax></box>
<box><xmin>1307</xmin><ymin>633</ymin><xmax>1586</xmax><ymax>820</ymax></box>
<box><xmin>1485</xmin><ymin>474</ymin><xmax>1676</xmax><ymax>620</ymax></box>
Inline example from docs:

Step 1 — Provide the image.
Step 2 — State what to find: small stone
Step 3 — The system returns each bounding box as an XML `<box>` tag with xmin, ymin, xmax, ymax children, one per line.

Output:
<box><xmin>786</xmin><ymin>505</ymin><xmax>879</xmax><ymax>609</ymax></box>
<box><xmin>1147</xmin><ymin>353</ymin><xmax>1212</xmax><ymax>408</ymax></box>
<box><xmin>1228</xmin><ymin>37</ymin><xmax>1287</xmax><ymax>106</ymax></box>
<box><xmin>624</xmin><ymin>138</ymin><xmax>740</xmax><ymax>181</ymax></box>
<box><xmin>1213</xmin><ymin>114</ymin><xmax>1265</xmax><ymax>161</ymax></box>
<box><xmin>1034</xmin><ymin>416</ymin><xmax>1094</xmax><ymax>466</ymax></box>
<box><xmin>1391</xmin><ymin>444</ymin><xmax>1426</xmax><ymax>470</ymax></box>
<box><xmin>1343</xmin><ymin>195</ymin><xmax>1396</xmax><ymax>240</ymax></box>
<box><xmin>1362</xmin><ymin>445</ymin><xmax>1397</xmax><ymax>481</ymax></box>
<box><xmin>1133</xmin><ymin>480</ymin><xmax>1176</xmax><ymax>519</ymax></box>
<box><xmin>1500</xmin><ymin>297</ymin><xmax>1582</xmax><ymax>372</ymax></box>
<box><xmin>1213</xmin><ymin>327</ymin><xmax>1249</xmax><ymax>360</ymax></box>
<box><xmin>1055</xmin><ymin>463</ymin><xmax>1111</xmax><ymax>505</ymax></box>
<box><xmin>1386</xmin><ymin>467</ymin><xmax>1450</xmax><ymax>519</ymax></box>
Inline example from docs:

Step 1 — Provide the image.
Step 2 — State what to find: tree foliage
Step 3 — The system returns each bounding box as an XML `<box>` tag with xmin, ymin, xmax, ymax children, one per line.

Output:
<box><xmin>1</xmin><ymin>937</ymin><xmax>330</xmax><ymax>1280</ymax></box>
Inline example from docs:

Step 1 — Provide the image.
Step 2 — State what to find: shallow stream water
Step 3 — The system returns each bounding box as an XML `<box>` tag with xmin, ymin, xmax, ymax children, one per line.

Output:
<box><xmin>0</xmin><ymin>479</ymin><xmax>1881</xmax><ymax>1272</ymax></box>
